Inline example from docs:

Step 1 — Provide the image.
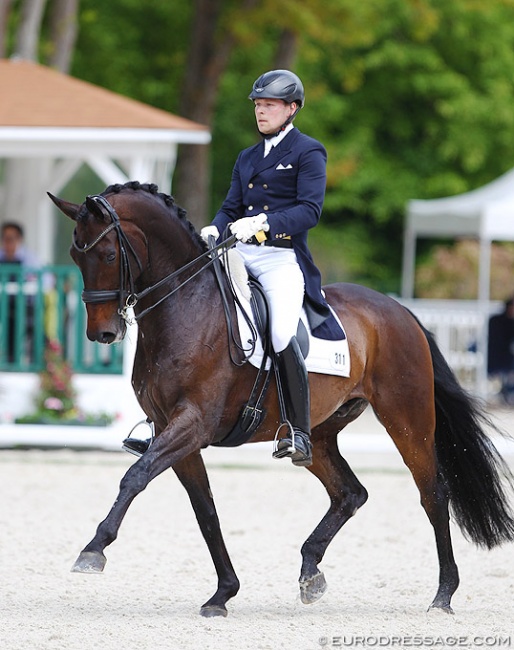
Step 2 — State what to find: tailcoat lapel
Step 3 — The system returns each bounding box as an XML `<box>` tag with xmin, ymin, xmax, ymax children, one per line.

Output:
<box><xmin>246</xmin><ymin>129</ymin><xmax>300</xmax><ymax>180</ymax></box>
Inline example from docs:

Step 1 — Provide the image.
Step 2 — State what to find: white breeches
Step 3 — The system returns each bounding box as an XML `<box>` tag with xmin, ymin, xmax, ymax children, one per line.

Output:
<box><xmin>236</xmin><ymin>242</ymin><xmax>304</xmax><ymax>353</ymax></box>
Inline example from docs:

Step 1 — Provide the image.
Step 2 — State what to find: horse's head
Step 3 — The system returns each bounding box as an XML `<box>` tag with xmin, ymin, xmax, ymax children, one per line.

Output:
<box><xmin>48</xmin><ymin>189</ymin><xmax>149</xmax><ymax>344</ymax></box>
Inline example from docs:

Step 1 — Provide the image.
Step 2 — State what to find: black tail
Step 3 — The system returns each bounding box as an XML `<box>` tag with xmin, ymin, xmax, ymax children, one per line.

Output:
<box><xmin>417</xmin><ymin>317</ymin><xmax>514</xmax><ymax>549</ymax></box>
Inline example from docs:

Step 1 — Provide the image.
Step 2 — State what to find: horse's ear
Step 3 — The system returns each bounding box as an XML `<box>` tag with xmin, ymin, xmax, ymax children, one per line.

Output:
<box><xmin>85</xmin><ymin>195</ymin><xmax>111</xmax><ymax>222</ymax></box>
<box><xmin>47</xmin><ymin>192</ymin><xmax>80</xmax><ymax>222</ymax></box>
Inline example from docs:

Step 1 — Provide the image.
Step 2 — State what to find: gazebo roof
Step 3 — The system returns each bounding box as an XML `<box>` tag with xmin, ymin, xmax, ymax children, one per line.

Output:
<box><xmin>0</xmin><ymin>59</ymin><xmax>210</xmax><ymax>263</ymax></box>
<box><xmin>0</xmin><ymin>58</ymin><xmax>208</xmax><ymax>134</ymax></box>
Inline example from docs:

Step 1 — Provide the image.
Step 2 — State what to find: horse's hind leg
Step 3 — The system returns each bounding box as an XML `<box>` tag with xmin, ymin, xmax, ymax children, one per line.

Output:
<box><xmin>373</xmin><ymin>399</ymin><xmax>459</xmax><ymax>613</ymax></box>
<box><xmin>408</xmin><ymin>451</ymin><xmax>459</xmax><ymax>613</ymax></box>
<box><xmin>300</xmin><ymin>400</ymin><xmax>369</xmax><ymax>604</ymax></box>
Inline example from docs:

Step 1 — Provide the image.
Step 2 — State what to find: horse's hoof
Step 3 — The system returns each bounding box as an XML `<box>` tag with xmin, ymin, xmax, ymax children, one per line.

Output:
<box><xmin>71</xmin><ymin>551</ymin><xmax>107</xmax><ymax>574</ymax></box>
<box><xmin>199</xmin><ymin>604</ymin><xmax>228</xmax><ymax>618</ymax></box>
<box><xmin>428</xmin><ymin>601</ymin><xmax>454</xmax><ymax>615</ymax></box>
<box><xmin>299</xmin><ymin>571</ymin><xmax>328</xmax><ymax>604</ymax></box>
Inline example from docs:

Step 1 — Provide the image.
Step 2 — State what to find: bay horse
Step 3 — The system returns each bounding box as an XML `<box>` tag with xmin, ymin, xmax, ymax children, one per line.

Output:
<box><xmin>49</xmin><ymin>181</ymin><xmax>514</xmax><ymax>617</ymax></box>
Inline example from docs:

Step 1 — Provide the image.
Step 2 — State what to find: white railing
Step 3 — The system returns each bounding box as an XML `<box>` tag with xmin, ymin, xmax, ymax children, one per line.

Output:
<box><xmin>397</xmin><ymin>299</ymin><xmax>503</xmax><ymax>397</ymax></box>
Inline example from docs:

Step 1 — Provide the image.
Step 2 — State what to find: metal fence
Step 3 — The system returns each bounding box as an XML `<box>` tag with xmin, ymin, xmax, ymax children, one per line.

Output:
<box><xmin>0</xmin><ymin>264</ymin><xmax>123</xmax><ymax>374</ymax></box>
<box><xmin>0</xmin><ymin>267</ymin><xmax>506</xmax><ymax>398</ymax></box>
<box><xmin>399</xmin><ymin>298</ymin><xmax>503</xmax><ymax>397</ymax></box>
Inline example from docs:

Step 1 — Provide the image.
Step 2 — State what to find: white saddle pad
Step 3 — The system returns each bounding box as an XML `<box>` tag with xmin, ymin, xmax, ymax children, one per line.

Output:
<box><xmin>227</xmin><ymin>253</ymin><xmax>350</xmax><ymax>378</ymax></box>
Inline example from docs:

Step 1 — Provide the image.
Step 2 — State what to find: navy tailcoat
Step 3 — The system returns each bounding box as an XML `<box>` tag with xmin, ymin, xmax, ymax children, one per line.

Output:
<box><xmin>212</xmin><ymin>127</ymin><xmax>343</xmax><ymax>340</ymax></box>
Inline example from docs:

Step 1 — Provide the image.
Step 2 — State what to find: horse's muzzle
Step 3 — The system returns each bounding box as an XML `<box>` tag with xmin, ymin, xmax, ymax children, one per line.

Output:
<box><xmin>85</xmin><ymin>307</ymin><xmax>127</xmax><ymax>344</ymax></box>
<box><xmin>87</xmin><ymin>329</ymin><xmax>121</xmax><ymax>344</ymax></box>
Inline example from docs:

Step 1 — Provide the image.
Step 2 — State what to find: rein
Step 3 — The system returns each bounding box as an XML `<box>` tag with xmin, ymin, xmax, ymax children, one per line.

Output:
<box><xmin>209</xmin><ymin>232</ymin><xmax>259</xmax><ymax>365</ymax></box>
<box><xmin>127</xmin><ymin>233</ymin><xmax>237</xmax><ymax>323</ymax></box>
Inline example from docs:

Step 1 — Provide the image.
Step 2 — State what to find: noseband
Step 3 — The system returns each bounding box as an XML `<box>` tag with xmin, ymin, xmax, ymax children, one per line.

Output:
<box><xmin>72</xmin><ymin>194</ymin><xmax>143</xmax><ymax>313</ymax></box>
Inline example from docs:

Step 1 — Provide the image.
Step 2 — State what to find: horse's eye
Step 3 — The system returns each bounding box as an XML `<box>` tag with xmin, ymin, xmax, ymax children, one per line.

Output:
<box><xmin>106</xmin><ymin>251</ymin><xmax>116</xmax><ymax>263</ymax></box>
<box><xmin>73</xmin><ymin>229</ymin><xmax>85</xmax><ymax>250</ymax></box>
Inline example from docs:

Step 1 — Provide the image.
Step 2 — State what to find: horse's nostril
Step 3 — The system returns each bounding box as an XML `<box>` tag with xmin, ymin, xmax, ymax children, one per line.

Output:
<box><xmin>86</xmin><ymin>329</ymin><xmax>116</xmax><ymax>344</ymax></box>
<box><xmin>100</xmin><ymin>332</ymin><xmax>116</xmax><ymax>344</ymax></box>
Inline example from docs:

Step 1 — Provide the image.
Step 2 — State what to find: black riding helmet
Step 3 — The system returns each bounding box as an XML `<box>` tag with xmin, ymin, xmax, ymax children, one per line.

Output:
<box><xmin>249</xmin><ymin>69</ymin><xmax>305</xmax><ymax>107</ymax></box>
<box><xmin>249</xmin><ymin>69</ymin><xmax>305</xmax><ymax>138</ymax></box>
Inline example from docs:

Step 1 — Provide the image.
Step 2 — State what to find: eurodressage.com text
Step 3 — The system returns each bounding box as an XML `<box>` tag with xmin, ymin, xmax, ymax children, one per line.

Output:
<box><xmin>317</xmin><ymin>636</ymin><xmax>512</xmax><ymax>647</ymax></box>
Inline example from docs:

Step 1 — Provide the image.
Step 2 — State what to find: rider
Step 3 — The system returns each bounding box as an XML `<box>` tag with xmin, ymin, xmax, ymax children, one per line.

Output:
<box><xmin>123</xmin><ymin>69</ymin><xmax>343</xmax><ymax>465</ymax></box>
<box><xmin>201</xmin><ymin>69</ymin><xmax>343</xmax><ymax>467</ymax></box>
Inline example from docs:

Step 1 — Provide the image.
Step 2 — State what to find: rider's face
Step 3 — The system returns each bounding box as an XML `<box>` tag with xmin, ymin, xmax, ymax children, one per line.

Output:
<box><xmin>254</xmin><ymin>99</ymin><xmax>296</xmax><ymax>135</ymax></box>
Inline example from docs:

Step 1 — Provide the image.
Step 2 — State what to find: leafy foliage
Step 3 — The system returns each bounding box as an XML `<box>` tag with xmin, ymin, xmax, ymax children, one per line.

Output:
<box><xmin>5</xmin><ymin>0</ymin><xmax>514</xmax><ymax>292</ymax></box>
<box><xmin>416</xmin><ymin>241</ymin><xmax>514</xmax><ymax>300</ymax></box>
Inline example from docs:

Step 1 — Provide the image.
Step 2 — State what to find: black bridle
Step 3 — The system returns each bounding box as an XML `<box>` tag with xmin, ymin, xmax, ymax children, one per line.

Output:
<box><xmin>73</xmin><ymin>195</ymin><xmax>143</xmax><ymax>315</ymax></box>
<box><xmin>73</xmin><ymin>194</ymin><xmax>239</xmax><ymax>325</ymax></box>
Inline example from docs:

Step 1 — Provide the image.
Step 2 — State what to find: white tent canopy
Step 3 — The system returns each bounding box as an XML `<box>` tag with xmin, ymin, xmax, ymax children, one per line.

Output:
<box><xmin>402</xmin><ymin>167</ymin><xmax>514</xmax><ymax>301</ymax></box>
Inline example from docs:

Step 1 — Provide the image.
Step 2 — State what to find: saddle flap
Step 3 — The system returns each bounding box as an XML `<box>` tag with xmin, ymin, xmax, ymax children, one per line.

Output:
<box><xmin>249</xmin><ymin>277</ymin><xmax>309</xmax><ymax>359</ymax></box>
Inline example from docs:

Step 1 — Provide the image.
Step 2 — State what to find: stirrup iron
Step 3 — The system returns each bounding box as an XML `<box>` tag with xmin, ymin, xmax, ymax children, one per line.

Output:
<box><xmin>122</xmin><ymin>418</ymin><xmax>155</xmax><ymax>457</ymax></box>
<box><xmin>272</xmin><ymin>420</ymin><xmax>296</xmax><ymax>459</ymax></box>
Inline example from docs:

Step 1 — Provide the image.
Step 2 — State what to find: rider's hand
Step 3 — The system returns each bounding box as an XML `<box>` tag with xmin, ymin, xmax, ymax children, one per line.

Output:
<box><xmin>229</xmin><ymin>214</ymin><xmax>269</xmax><ymax>243</ymax></box>
<box><xmin>200</xmin><ymin>225</ymin><xmax>220</xmax><ymax>243</ymax></box>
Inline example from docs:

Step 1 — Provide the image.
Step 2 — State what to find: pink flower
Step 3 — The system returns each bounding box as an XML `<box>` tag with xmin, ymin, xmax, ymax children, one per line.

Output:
<box><xmin>44</xmin><ymin>397</ymin><xmax>64</xmax><ymax>411</ymax></box>
<box><xmin>48</xmin><ymin>340</ymin><xmax>62</xmax><ymax>353</ymax></box>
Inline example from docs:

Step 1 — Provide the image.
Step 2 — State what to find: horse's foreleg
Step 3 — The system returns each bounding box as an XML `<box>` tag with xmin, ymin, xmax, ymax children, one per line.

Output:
<box><xmin>300</xmin><ymin>421</ymin><xmax>368</xmax><ymax>604</ymax></box>
<box><xmin>172</xmin><ymin>452</ymin><xmax>240</xmax><ymax>617</ymax></box>
<box><xmin>72</xmin><ymin>449</ymin><xmax>164</xmax><ymax>574</ymax></box>
<box><xmin>72</xmin><ymin>425</ymin><xmax>200</xmax><ymax>574</ymax></box>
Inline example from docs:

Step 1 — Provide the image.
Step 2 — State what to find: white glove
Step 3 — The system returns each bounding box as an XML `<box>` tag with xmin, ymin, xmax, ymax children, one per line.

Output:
<box><xmin>200</xmin><ymin>225</ymin><xmax>219</xmax><ymax>243</ymax></box>
<box><xmin>229</xmin><ymin>214</ymin><xmax>269</xmax><ymax>243</ymax></box>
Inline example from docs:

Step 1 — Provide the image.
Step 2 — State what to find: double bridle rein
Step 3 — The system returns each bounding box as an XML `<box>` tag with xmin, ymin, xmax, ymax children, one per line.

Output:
<box><xmin>73</xmin><ymin>194</ymin><xmax>239</xmax><ymax>326</ymax></box>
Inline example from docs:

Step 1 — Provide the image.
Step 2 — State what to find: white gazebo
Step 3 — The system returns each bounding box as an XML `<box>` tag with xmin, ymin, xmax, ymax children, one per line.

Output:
<box><xmin>0</xmin><ymin>59</ymin><xmax>211</xmax><ymax>432</ymax></box>
<box><xmin>402</xmin><ymin>167</ymin><xmax>514</xmax><ymax>302</ymax></box>
<box><xmin>0</xmin><ymin>58</ymin><xmax>211</xmax><ymax>262</ymax></box>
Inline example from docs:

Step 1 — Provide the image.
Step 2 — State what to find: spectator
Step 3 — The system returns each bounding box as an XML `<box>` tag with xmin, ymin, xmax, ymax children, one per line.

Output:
<box><xmin>0</xmin><ymin>222</ymin><xmax>40</xmax><ymax>267</ymax></box>
<box><xmin>487</xmin><ymin>297</ymin><xmax>514</xmax><ymax>405</ymax></box>
<box><xmin>0</xmin><ymin>222</ymin><xmax>40</xmax><ymax>363</ymax></box>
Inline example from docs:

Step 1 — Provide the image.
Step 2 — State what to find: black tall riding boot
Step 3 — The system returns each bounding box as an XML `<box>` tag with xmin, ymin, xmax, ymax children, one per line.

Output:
<box><xmin>272</xmin><ymin>336</ymin><xmax>312</xmax><ymax>467</ymax></box>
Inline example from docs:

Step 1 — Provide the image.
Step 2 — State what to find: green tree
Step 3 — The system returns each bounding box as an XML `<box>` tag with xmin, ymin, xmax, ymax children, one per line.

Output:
<box><xmin>300</xmin><ymin>0</ymin><xmax>514</xmax><ymax>290</ymax></box>
<box><xmin>5</xmin><ymin>0</ymin><xmax>514</xmax><ymax>292</ymax></box>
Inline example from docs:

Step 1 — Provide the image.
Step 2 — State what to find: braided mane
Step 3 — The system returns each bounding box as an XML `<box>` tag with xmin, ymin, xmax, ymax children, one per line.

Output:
<box><xmin>101</xmin><ymin>181</ymin><xmax>207</xmax><ymax>250</ymax></box>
